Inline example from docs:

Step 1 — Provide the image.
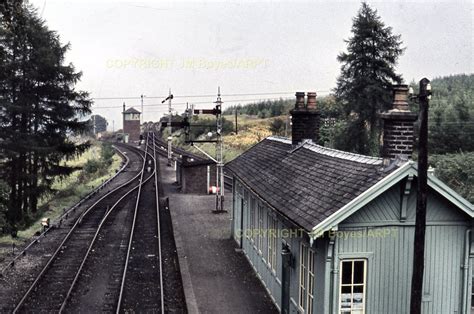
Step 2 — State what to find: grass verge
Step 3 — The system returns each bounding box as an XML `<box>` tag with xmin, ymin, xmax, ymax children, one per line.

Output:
<box><xmin>0</xmin><ymin>143</ymin><xmax>122</xmax><ymax>245</ymax></box>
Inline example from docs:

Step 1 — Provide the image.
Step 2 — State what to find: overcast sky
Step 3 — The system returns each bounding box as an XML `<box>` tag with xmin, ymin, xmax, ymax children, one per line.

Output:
<box><xmin>29</xmin><ymin>0</ymin><xmax>473</xmax><ymax>130</ymax></box>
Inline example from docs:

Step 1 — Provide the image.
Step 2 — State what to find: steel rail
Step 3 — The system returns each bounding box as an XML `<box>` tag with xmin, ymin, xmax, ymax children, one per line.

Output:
<box><xmin>153</xmin><ymin>132</ymin><xmax>166</xmax><ymax>314</ymax></box>
<box><xmin>12</xmin><ymin>146</ymin><xmax>146</xmax><ymax>313</ymax></box>
<box><xmin>59</xmin><ymin>153</ymin><xmax>156</xmax><ymax>313</ymax></box>
<box><xmin>58</xmin><ymin>146</ymin><xmax>156</xmax><ymax>312</ymax></box>
<box><xmin>0</xmin><ymin>145</ymin><xmax>130</xmax><ymax>276</ymax></box>
<box><xmin>116</xmin><ymin>135</ymin><xmax>152</xmax><ymax>313</ymax></box>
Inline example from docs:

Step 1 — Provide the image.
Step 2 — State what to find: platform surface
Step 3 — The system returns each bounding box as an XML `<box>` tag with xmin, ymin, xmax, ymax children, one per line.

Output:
<box><xmin>158</xmin><ymin>157</ymin><xmax>278</xmax><ymax>314</ymax></box>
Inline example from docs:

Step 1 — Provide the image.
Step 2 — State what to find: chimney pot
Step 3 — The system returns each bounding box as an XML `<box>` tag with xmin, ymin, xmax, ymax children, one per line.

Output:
<box><xmin>307</xmin><ymin>92</ymin><xmax>317</xmax><ymax>109</ymax></box>
<box><xmin>392</xmin><ymin>85</ymin><xmax>410</xmax><ymax>111</ymax></box>
<box><xmin>295</xmin><ymin>92</ymin><xmax>305</xmax><ymax>109</ymax></box>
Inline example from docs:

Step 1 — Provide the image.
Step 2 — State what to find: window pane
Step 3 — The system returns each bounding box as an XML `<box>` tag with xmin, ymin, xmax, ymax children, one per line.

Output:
<box><xmin>340</xmin><ymin>285</ymin><xmax>351</xmax><ymax>309</ymax></box>
<box><xmin>341</xmin><ymin>285</ymin><xmax>351</xmax><ymax>294</ymax></box>
<box><xmin>472</xmin><ymin>278</ymin><xmax>474</xmax><ymax>308</ymax></box>
<box><xmin>309</xmin><ymin>251</ymin><xmax>314</xmax><ymax>272</ymax></box>
<box><xmin>353</xmin><ymin>261</ymin><xmax>364</xmax><ymax>284</ymax></box>
<box><xmin>353</xmin><ymin>285</ymin><xmax>364</xmax><ymax>293</ymax></box>
<box><xmin>353</xmin><ymin>286</ymin><xmax>364</xmax><ymax>308</ymax></box>
<box><xmin>342</xmin><ymin>261</ymin><xmax>352</xmax><ymax>284</ymax></box>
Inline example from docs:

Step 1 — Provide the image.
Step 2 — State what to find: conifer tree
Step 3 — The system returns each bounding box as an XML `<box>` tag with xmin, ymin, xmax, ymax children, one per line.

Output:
<box><xmin>0</xmin><ymin>2</ymin><xmax>91</xmax><ymax>226</ymax></box>
<box><xmin>334</xmin><ymin>2</ymin><xmax>404</xmax><ymax>155</ymax></box>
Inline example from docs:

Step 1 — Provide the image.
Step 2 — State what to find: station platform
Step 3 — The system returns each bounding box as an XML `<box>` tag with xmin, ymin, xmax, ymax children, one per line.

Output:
<box><xmin>158</xmin><ymin>157</ymin><xmax>277</xmax><ymax>314</ymax></box>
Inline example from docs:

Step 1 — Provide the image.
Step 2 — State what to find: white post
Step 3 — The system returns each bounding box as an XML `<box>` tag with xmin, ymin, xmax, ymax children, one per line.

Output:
<box><xmin>207</xmin><ymin>165</ymin><xmax>210</xmax><ymax>194</ymax></box>
<box><xmin>215</xmin><ymin>87</ymin><xmax>224</xmax><ymax>212</ymax></box>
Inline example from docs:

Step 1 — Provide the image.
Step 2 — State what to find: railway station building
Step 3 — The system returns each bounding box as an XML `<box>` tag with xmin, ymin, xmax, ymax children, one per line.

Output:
<box><xmin>153</xmin><ymin>137</ymin><xmax>216</xmax><ymax>194</ymax></box>
<box><xmin>177</xmin><ymin>155</ymin><xmax>216</xmax><ymax>194</ymax></box>
<box><xmin>122</xmin><ymin>105</ymin><xmax>141</xmax><ymax>143</ymax></box>
<box><xmin>226</xmin><ymin>89</ymin><xmax>474</xmax><ymax>313</ymax></box>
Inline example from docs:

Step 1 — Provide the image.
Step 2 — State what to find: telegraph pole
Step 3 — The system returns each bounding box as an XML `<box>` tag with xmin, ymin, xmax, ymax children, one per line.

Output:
<box><xmin>215</xmin><ymin>87</ymin><xmax>225</xmax><ymax>212</ymax></box>
<box><xmin>92</xmin><ymin>114</ymin><xmax>96</xmax><ymax>136</ymax></box>
<box><xmin>410</xmin><ymin>78</ymin><xmax>431</xmax><ymax>314</ymax></box>
<box><xmin>235</xmin><ymin>107</ymin><xmax>238</xmax><ymax>134</ymax></box>
<box><xmin>140</xmin><ymin>94</ymin><xmax>145</xmax><ymax>125</ymax></box>
<box><xmin>122</xmin><ymin>102</ymin><xmax>126</xmax><ymax>142</ymax></box>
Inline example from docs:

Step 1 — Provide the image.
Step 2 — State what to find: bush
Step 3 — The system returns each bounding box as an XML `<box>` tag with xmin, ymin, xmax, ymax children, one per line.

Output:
<box><xmin>100</xmin><ymin>143</ymin><xmax>115</xmax><ymax>166</ymax></box>
<box><xmin>83</xmin><ymin>159</ymin><xmax>102</xmax><ymax>174</ymax></box>
<box><xmin>269</xmin><ymin>118</ymin><xmax>285</xmax><ymax>136</ymax></box>
<box><xmin>185</xmin><ymin>116</ymin><xmax>234</xmax><ymax>140</ymax></box>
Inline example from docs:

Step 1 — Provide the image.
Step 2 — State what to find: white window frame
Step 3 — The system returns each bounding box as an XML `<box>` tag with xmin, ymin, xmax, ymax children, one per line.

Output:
<box><xmin>267</xmin><ymin>214</ymin><xmax>277</xmax><ymax>272</ymax></box>
<box><xmin>298</xmin><ymin>243</ymin><xmax>315</xmax><ymax>313</ymax></box>
<box><xmin>257</xmin><ymin>203</ymin><xmax>264</xmax><ymax>254</ymax></box>
<box><xmin>339</xmin><ymin>259</ymin><xmax>367</xmax><ymax>314</ymax></box>
<box><xmin>249</xmin><ymin>197</ymin><xmax>255</xmax><ymax>242</ymax></box>
<box><xmin>471</xmin><ymin>277</ymin><xmax>474</xmax><ymax>311</ymax></box>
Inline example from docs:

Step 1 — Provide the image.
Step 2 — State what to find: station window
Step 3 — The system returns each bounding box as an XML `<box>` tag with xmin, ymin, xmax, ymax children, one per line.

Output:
<box><xmin>339</xmin><ymin>259</ymin><xmax>366</xmax><ymax>314</ymax></box>
<box><xmin>267</xmin><ymin>214</ymin><xmax>277</xmax><ymax>272</ymax></box>
<box><xmin>471</xmin><ymin>277</ymin><xmax>474</xmax><ymax>310</ymax></box>
<box><xmin>257</xmin><ymin>203</ymin><xmax>264</xmax><ymax>253</ymax></box>
<box><xmin>235</xmin><ymin>182</ymin><xmax>242</xmax><ymax>197</ymax></box>
<box><xmin>249</xmin><ymin>197</ymin><xmax>256</xmax><ymax>242</ymax></box>
<box><xmin>299</xmin><ymin>243</ymin><xmax>315</xmax><ymax>313</ymax></box>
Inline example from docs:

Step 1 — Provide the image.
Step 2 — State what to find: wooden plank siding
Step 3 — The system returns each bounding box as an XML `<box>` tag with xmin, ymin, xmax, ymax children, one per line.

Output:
<box><xmin>338</xmin><ymin>181</ymin><xmax>470</xmax><ymax>313</ymax></box>
<box><xmin>232</xmin><ymin>176</ymin><xmax>472</xmax><ymax>314</ymax></box>
<box><xmin>233</xmin><ymin>178</ymin><xmax>332</xmax><ymax>314</ymax></box>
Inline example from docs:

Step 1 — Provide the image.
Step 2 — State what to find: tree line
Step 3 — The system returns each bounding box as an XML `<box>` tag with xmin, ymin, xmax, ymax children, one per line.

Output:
<box><xmin>0</xmin><ymin>2</ymin><xmax>91</xmax><ymax>230</ymax></box>
<box><xmin>231</xmin><ymin>3</ymin><xmax>473</xmax><ymax>201</ymax></box>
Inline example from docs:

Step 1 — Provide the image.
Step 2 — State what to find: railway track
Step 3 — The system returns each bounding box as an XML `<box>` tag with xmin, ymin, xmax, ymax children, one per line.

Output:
<box><xmin>59</xmin><ymin>137</ymin><xmax>158</xmax><ymax>312</ymax></box>
<box><xmin>0</xmin><ymin>145</ymin><xmax>130</xmax><ymax>277</ymax></box>
<box><xmin>10</xmin><ymin>133</ymin><xmax>168</xmax><ymax>313</ymax></box>
<box><xmin>11</xmin><ymin>144</ymin><xmax>148</xmax><ymax>313</ymax></box>
<box><xmin>117</xmin><ymin>132</ymin><xmax>165</xmax><ymax>313</ymax></box>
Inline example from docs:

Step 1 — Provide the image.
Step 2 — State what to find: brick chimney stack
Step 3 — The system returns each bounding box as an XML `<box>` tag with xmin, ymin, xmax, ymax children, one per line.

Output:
<box><xmin>290</xmin><ymin>92</ymin><xmax>320</xmax><ymax>145</ymax></box>
<box><xmin>379</xmin><ymin>85</ymin><xmax>418</xmax><ymax>162</ymax></box>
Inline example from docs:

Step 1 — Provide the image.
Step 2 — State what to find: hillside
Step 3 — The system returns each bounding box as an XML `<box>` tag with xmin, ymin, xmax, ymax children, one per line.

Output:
<box><xmin>166</xmin><ymin>74</ymin><xmax>474</xmax><ymax>201</ymax></box>
<box><xmin>165</xmin><ymin>114</ymin><xmax>276</xmax><ymax>162</ymax></box>
<box><xmin>407</xmin><ymin>74</ymin><xmax>474</xmax><ymax>153</ymax></box>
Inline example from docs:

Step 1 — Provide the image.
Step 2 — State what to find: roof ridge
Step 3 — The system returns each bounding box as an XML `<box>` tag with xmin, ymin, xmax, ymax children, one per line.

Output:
<box><xmin>124</xmin><ymin>107</ymin><xmax>141</xmax><ymax>113</ymax></box>
<box><xmin>302</xmin><ymin>141</ymin><xmax>383</xmax><ymax>165</ymax></box>
<box><xmin>267</xmin><ymin>136</ymin><xmax>291</xmax><ymax>144</ymax></box>
<box><xmin>267</xmin><ymin>136</ymin><xmax>382</xmax><ymax>165</ymax></box>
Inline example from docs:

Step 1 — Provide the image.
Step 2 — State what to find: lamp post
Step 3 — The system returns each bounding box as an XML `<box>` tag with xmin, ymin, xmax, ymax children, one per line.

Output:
<box><xmin>409</xmin><ymin>78</ymin><xmax>431</xmax><ymax>314</ymax></box>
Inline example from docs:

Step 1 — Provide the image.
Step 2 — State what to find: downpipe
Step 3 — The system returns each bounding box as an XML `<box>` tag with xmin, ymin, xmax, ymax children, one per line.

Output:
<box><xmin>462</xmin><ymin>229</ymin><xmax>471</xmax><ymax>314</ymax></box>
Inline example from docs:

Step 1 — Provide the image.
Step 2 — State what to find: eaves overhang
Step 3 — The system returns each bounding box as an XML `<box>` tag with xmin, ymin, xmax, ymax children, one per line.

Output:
<box><xmin>310</xmin><ymin>161</ymin><xmax>474</xmax><ymax>241</ymax></box>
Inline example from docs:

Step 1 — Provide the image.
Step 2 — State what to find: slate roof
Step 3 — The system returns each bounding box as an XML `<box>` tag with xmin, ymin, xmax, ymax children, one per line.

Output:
<box><xmin>153</xmin><ymin>137</ymin><xmax>216</xmax><ymax>169</ymax></box>
<box><xmin>225</xmin><ymin>136</ymin><xmax>398</xmax><ymax>231</ymax></box>
<box><xmin>124</xmin><ymin>107</ymin><xmax>141</xmax><ymax>114</ymax></box>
